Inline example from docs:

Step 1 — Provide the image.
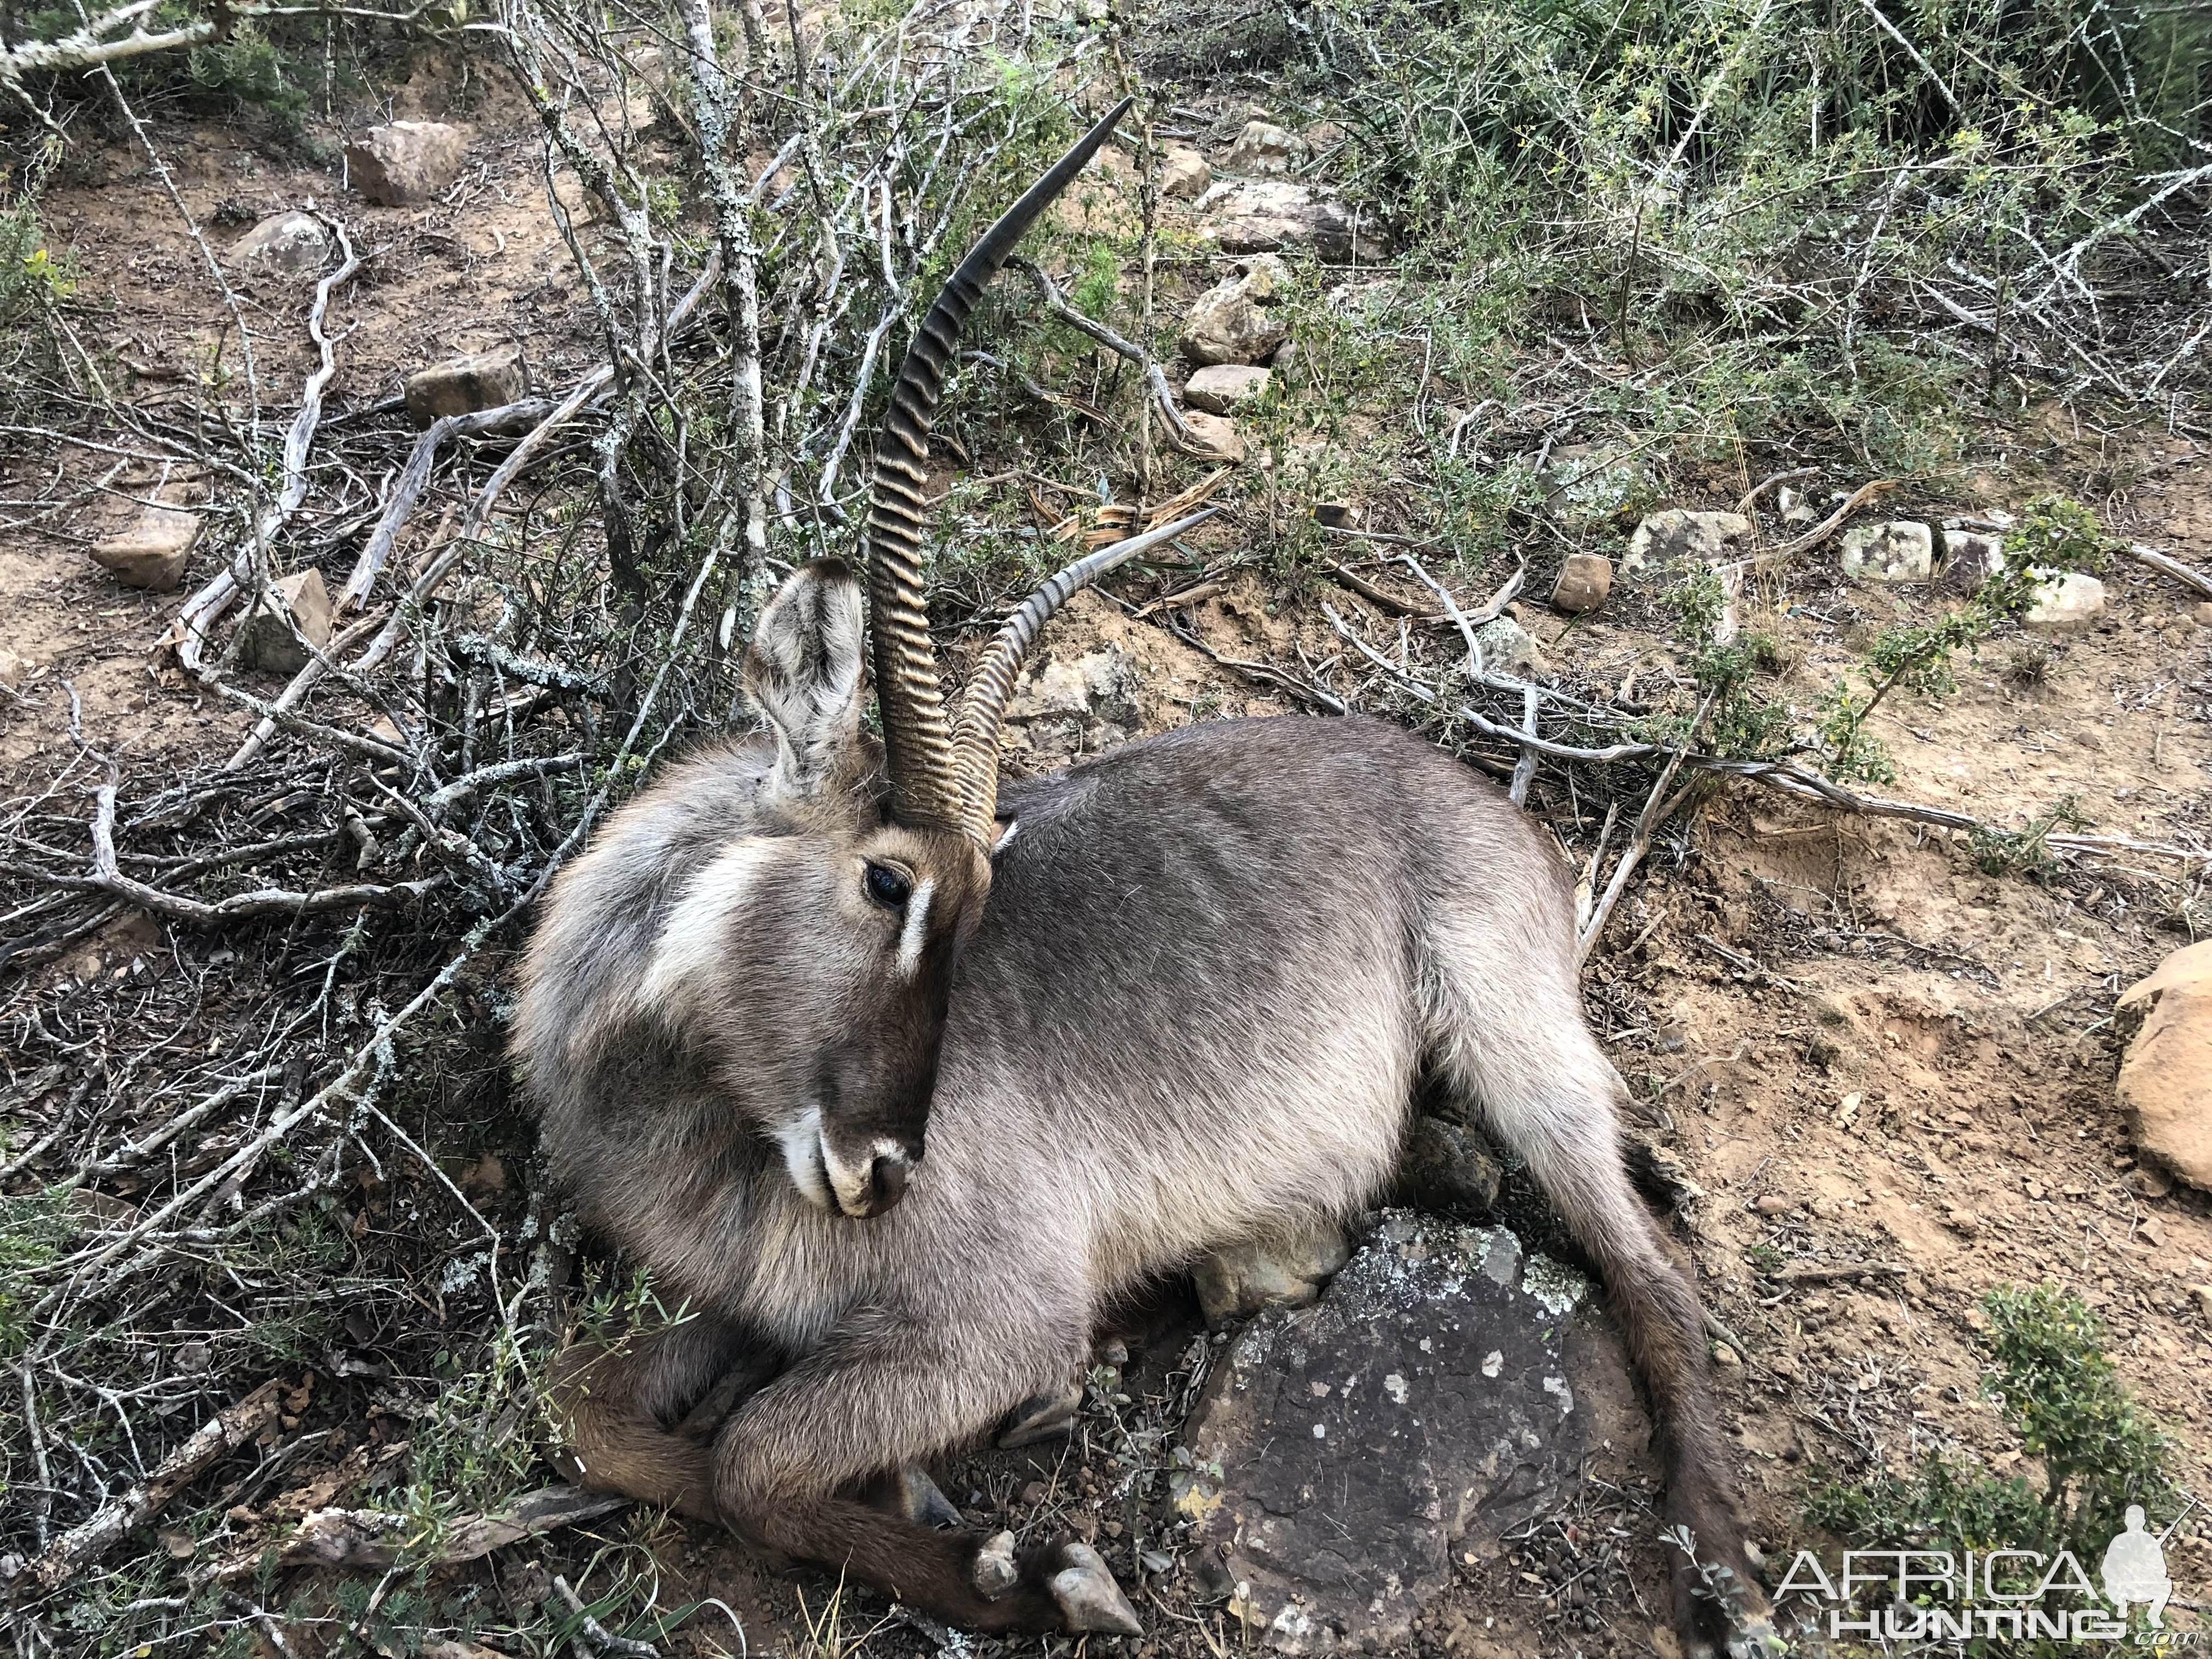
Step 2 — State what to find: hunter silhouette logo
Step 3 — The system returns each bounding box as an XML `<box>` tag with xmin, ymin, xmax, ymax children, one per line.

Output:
<box><xmin>2103</xmin><ymin>1506</ymin><xmax>2174</xmax><ymax>1628</ymax></box>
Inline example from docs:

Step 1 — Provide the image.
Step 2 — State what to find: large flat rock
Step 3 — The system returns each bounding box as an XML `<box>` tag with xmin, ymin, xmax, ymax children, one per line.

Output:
<box><xmin>1178</xmin><ymin>1211</ymin><xmax>1632</xmax><ymax>1653</ymax></box>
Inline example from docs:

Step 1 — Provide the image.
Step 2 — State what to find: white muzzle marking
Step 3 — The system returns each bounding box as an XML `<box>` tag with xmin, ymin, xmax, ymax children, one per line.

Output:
<box><xmin>775</xmin><ymin>1104</ymin><xmax>832</xmax><ymax>1211</ymax></box>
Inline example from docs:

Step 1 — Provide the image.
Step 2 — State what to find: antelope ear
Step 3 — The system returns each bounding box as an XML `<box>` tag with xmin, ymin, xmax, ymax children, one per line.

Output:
<box><xmin>744</xmin><ymin>559</ymin><xmax>866</xmax><ymax>800</ymax></box>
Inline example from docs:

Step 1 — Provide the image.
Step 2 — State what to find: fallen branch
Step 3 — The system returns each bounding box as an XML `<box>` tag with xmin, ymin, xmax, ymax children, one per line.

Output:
<box><xmin>30</xmin><ymin>1380</ymin><xmax>283</xmax><ymax>1591</ymax></box>
<box><xmin>2123</xmin><ymin>541</ymin><xmax>2212</xmax><ymax>601</ymax></box>
<box><xmin>84</xmin><ymin>781</ymin><xmax>443</xmax><ymax>924</ymax></box>
<box><xmin>238</xmin><ymin>1486</ymin><xmax>631</xmax><ymax>1575</ymax></box>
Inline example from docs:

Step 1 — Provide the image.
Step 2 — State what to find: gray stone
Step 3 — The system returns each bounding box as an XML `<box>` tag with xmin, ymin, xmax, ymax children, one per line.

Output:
<box><xmin>405</xmin><ymin>345</ymin><xmax>531</xmax><ymax>430</ymax></box>
<box><xmin>2024</xmin><ymin>569</ymin><xmax>2105</xmax><ymax>628</ymax></box>
<box><xmin>1936</xmin><ymin>529</ymin><xmax>2005</xmax><ymax>597</ymax></box>
<box><xmin>1775</xmin><ymin>484</ymin><xmax>1818</xmax><ymax>525</ymax></box>
<box><xmin>91</xmin><ymin>498</ymin><xmax>200</xmax><ymax>591</ymax></box>
<box><xmin>228</xmin><ymin>211</ymin><xmax>330</xmax><ymax>276</ymax></box>
<box><xmin>1549</xmin><ymin>552</ymin><xmax>1613</xmax><ymax>614</ymax></box>
<box><xmin>1178</xmin><ymin>1212</ymin><xmax>1616</xmax><ymax>1653</ymax></box>
<box><xmin>346</xmin><ymin>121</ymin><xmax>468</xmax><ymax>206</ymax></box>
<box><xmin>1222</xmin><ymin>120</ymin><xmax>1307</xmax><ymax>176</ymax></box>
<box><xmin>1839</xmin><ymin>520</ymin><xmax>1935</xmax><ymax>584</ymax></box>
<box><xmin>1473</xmin><ymin>614</ymin><xmax>1542</xmax><ymax>676</ymax></box>
<box><xmin>1193</xmin><ymin>1222</ymin><xmax>1352</xmax><ymax>1328</ymax></box>
<box><xmin>1623</xmin><ymin>508</ymin><xmax>1752</xmax><ymax>573</ymax></box>
<box><xmin>1390</xmin><ymin>1116</ymin><xmax>1503</xmax><ymax>1220</ymax></box>
<box><xmin>1202</xmin><ymin>180</ymin><xmax>1384</xmax><ymax>262</ymax></box>
<box><xmin>1184</xmin><ymin>364</ymin><xmax>1271</xmax><ymax>414</ymax></box>
<box><xmin>240</xmin><ymin>568</ymin><xmax>336</xmax><ymax>676</ymax></box>
<box><xmin>1181</xmin><ymin>257</ymin><xmax>1293</xmax><ymax>367</ymax></box>
<box><xmin>1161</xmin><ymin>144</ymin><xmax>1212</xmax><ymax>200</ymax></box>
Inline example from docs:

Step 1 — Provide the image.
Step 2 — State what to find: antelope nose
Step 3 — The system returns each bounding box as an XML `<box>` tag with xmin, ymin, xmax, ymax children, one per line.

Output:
<box><xmin>864</xmin><ymin>1147</ymin><xmax>915</xmax><ymax>1214</ymax></box>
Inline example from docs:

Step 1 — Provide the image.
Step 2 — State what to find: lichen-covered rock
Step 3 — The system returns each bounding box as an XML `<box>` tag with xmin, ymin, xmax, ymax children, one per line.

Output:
<box><xmin>1184</xmin><ymin>364</ymin><xmax>1271</xmax><ymax>414</ymax></box>
<box><xmin>1937</xmin><ymin>529</ymin><xmax>2004</xmax><ymax>596</ymax></box>
<box><xmin>346</xmin><ymin>121</ymin><xmax>468</xmax><ymax>206</ymax></box>
<box><xmin>227</xmin><ymin>211</ymin><xmax>329</xmax><ymax>276</ymax></box>
<box><xmin>1181</xmin><ymin>257</ymin><xmax>1294</xmax><ymax>367</ymax></box>
<box><xmin>1001</xmin><ymin>644</ymin><xmax>1145</xmax><ymax>761</ymax></box>
<box><xmin>405</xmin><ymin>345</ymin><xmax>531</xmax><ymax>429</ymax></box>
<box><xmin>1839</xmin><ymin>520</ymin><xmax>1935</xmax><ymax>583</ymax></box>
<box><xmin>2024</xmin><ymin>568</ymin><xmax>2106</xmax><ymax>628</ymax></box>
<box><xmin>1623</xmin><ymin>508</ymin><xmax>1752</xmax><ymax>572</ymax></box>
<box><xmin>1178</xmin><ymin>1212</ymin><xmax>1617</xmax><ymax>1653</ymax></box>
<box><xmin>2118</xmin><ymin>941</ymin><xmax>2212</xmax><ymax>1191</ymax></box>
<box><xmin>1201</xmin><ymin>180</ymin><xmax>1383</xmax><ymax>262</ymax></box>
<box><xmin>1221</xmin><ymin>120</ymin><xmax>1307</xmax><ymax>176</ymax></box>
<box><xmin>1474</xmin><ymin>614</ymin><xmax>1542</xmax><ymax>676</ymax></box>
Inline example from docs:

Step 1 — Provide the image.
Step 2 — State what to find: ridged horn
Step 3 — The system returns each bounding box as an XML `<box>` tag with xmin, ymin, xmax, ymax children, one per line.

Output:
<box><xmin>865</xmin><ymin>94</ymin><xmax>1136</xmax><ymax>834</ymax></box>
<box><xmin>951</xmin><ymin>506</ymin><xmax>1221</xmax><ymax>842</ymax></box>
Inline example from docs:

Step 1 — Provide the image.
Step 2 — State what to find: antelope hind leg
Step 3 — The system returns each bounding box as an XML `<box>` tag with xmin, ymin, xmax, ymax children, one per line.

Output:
<box><xmin>712</xmin><ymin>1320</ymin><xmax>1140</xmax><ymax>1637</ymax></box>
<box><xmin>1432</xmin><ymin>977</ymin><xmax>1777</xmax><ymax>1656</ymax></box>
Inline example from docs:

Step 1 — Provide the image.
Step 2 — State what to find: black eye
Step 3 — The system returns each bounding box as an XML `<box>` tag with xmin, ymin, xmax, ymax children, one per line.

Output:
<box><xmin>864</xmin><ymin>862</ymin><xmax>912</xmax><ymax>910</ymax></box>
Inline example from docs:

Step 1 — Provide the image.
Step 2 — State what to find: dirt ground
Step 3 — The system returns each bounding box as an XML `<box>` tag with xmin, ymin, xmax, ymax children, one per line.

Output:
<box><xmin>3</xmin><ymin>43</ymin><xmax>2210</xmax><ymax>1659</ymax></box>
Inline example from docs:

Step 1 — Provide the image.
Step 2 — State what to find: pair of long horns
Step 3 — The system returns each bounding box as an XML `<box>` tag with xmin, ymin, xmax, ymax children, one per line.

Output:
<box><xmin>862</xmin><ymin>96</ymin><xmax>1215</xmax><ymax>850</ymax></box>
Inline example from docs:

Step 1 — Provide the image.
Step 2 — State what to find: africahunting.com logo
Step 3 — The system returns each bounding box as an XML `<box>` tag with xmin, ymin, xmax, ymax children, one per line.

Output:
<box><xmin>1778</xmin><ymin>1508</ymin><xmax>2200</xmax><ymax>1645</ymax></box>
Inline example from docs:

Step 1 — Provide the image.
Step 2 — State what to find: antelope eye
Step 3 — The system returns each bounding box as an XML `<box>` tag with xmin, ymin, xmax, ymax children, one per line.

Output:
<box><xmin>864</xmin><ymin>862</ymin><xmax>912</xmax><ymax>910</ymax></box>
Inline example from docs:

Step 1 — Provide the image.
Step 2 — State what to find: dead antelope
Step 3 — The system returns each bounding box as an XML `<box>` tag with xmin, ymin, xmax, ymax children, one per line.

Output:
<box><xmin>514</xmin><ymin>99</ymin><xmax>1776</xmax><ymax>1657</ymax></box>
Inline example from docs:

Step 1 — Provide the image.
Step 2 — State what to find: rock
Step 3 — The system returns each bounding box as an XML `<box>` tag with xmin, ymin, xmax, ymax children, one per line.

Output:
<box><xmin>1936</xmin><ymin>529</ymin><xmax>2004</xmax><ymax>596</ymax></box>
<box><xmin>1536</xmin><ymin>443</ymin><xmax>1644</xmax><ymax>523</ymax></box>
<box><xmin>0</xmin><ymin>647</ymin><xmax>26</xmax><ymax>690</ymax></box>
<box><xmin>1181</xmin><ymin>410</ymin><xmax>1247</xmax><ymax>464</ymax></box>
<box><xmin>1775</xmin><ymin>484</ymin><xmax>1818</xmax><ymax>525</ymax></box>
<box><xmin>2024</xmin><ymin>569</ymin><xmax>2106</xmax><ymax>628</ymax></box>
<box><xmin>1301</xmin><ymin>119</ymin><xmax>1346</xmax><ymax>154</ymax></box>
<box><xmin>1002</xmin><ymin>643</ymin><xmax>1144</xmax><ymax>761</ymax></box>
<box><xmin>405</xmin><ymin>345</ymin><xmax>531</xmax><ymax>429</ymax></box>
<box><xmin>2192</xmin><ymin>1284</ymin><xmax>2212</xmax><ymax>1324</ymax></box>
<box><xmin>1623</xmin><ymin>509</ymin><xmax>1751</xmax><ymax>573</ymax></box>
<box><xmin>227</xmin><ymin>211</ymin><xmax>329</xmax><ymax>276</ymax></box>
<box><xmin>1391</xmin><ymin>1116</ymin><xmax>1502</xmax><ymax>1221</ymax></box>
<box><xmin>2194</xmin><ymin>601</ymin><xmax>2212</xmax><ymax>628</ymax></box>
<box><xmin>1184</xmin><ymin>364</ymin><xmax>1272</xmax><ymax>414</ymax></box>
<box><xmin>91</xmin><ymin>496</ymin><xmax>200</xmax><ymax>591</ymax></box>
<box><xmin>346</xmin><ymin>121</ymin><xmax>468</xmax><ymax>206</ymax></box>
<box><xmin>1474</xmin><ymin>614</ymin><xmax>1542</xmax><ymax>676</ymax></box>
<box><xmin>240</xmin><ymin>569</ymin><xmax>336</xmax><ymax>676</ymax></box>
<box><xmin>1550</xmin><ymin>552</ymin><xmax>1613</xmax><ymax>614</ymax></box>
<box><xmin>1839</xmin><ymin>520</ymin><xmax>1935</xmax><ymax>583</ymax></box>
<box><xmin>2116</xmin><ymin>941</ymin><xmax>2212</xmax><ymax>1191</ymax></box>
<box><xmin>1160</xmin><ymin>144</ymin><xmax>1212</xmax><ymax>200</ymax></box>
<box><xmin>1222</xmin><ymin>120</ymin><xmax>1307</xmax><ymax>176</ymax></box>
<box><xmin>1181</xmin><ymin>1212</ymin><xmax>1612</xmax><ymax>1653</ymax></box>
<box><xmin>1180</xmin><ymin>258</ymin><xmax>1292</xmax><ymax>368</ymax></box>
<box><xmin>1192</xmin><ymin>1221</ymin><xmax>1352</xmax><ymax>1328</ymax></box>
<box><xmin>1202</xmin><ymin>180</ymin><xmax>1383</xmax><ymax>262</ymax></box>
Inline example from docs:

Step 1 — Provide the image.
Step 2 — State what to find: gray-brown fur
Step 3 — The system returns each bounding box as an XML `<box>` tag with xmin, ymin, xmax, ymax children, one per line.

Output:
<box><xmin>514</xmin><ymin>562</ymin><xmax>1775</xmax><ymax>1655</ymax></box>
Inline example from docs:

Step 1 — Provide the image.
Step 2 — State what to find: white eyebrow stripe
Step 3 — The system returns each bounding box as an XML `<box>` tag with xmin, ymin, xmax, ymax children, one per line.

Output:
<box><xmin>896</xmin><ymin>877</ymin><xmax>935</xmax><ymax>979</ymax></box>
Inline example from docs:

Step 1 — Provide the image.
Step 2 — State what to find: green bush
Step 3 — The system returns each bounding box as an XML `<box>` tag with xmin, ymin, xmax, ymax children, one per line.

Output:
<box><xmin>1803</xmin><ymin>1284</ymin><xmax>2178</xmax><ymax>1652</ymax></box>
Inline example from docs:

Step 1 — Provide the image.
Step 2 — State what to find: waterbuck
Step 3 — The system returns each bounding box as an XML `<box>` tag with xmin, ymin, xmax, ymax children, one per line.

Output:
<box><xmin>514</xmin><ymin>99</ymin><xmax>1776</xmax><ymax>1657</ymax></box>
